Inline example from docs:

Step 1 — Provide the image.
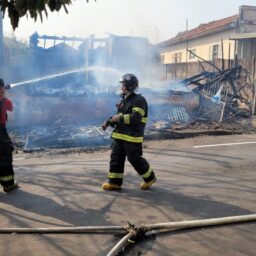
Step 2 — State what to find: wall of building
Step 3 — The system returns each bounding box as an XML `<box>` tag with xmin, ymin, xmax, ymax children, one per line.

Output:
<box><xmin>235</xmin><ymin>6</ymin><xmax>256</xmax><ymax>60</ymax></box>
<box><xmin>238</xmin><ymin>5</ymin><xmax>256</xmax><ymax>33</ymax></box>
<box><xmin>236</xmin><ymin>39</ymin><xmax>256</xmax><ymax>59</ymax></box>
<box><xmin>160</xmin><ymin>29</ymin><xmax>237</xmax><ymax>64</ymax></box>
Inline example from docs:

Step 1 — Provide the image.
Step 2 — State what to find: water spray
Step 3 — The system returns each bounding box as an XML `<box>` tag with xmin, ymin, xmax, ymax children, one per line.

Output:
<box><xmin>7</xmin><ymin>66</ymin><xmax>122</xmax><ymax>89</ymax></box>
<box><xmin>8</xmin><ymin>67</ymin><xmax>87</xmax><ymax>89</ymax></box>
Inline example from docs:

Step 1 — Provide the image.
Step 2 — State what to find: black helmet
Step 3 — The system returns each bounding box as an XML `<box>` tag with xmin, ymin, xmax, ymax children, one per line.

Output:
<box><xmin>0</xmin><ymin>78</ymin><xmax>4</xmax><ymax>87</ymax></box>
<box><xmin>119</xmin><ymin>74</ymin><xmax>139</xmax><ymax>92</ymax></box>
<box><xmin>0</xmin><ymin>78</ymin><xmax>10</xmax><ymax>89</ymax></box>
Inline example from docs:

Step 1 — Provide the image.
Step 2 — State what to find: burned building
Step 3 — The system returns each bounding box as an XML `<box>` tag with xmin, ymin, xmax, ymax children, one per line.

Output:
<box><xmin>29</xmin><ymin>33</ymin><xmax>159</xmax><ymax>82</ymax></box>
<box><xmin>7</xmin><ymin>68</ymin><xmax>200</xmax><ymax>151</ymax></box>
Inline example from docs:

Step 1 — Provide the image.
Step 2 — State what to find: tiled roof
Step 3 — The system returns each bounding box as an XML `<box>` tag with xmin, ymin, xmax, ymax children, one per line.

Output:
<box><xmin>159</xmin><ymin>15</ymin><xmax>238</xmax><ymax>46</ymax></box>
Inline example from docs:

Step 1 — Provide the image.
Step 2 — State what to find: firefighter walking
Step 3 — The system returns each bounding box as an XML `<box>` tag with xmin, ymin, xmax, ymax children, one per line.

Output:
<box><xmin>102</xmin><ymin>74</ymin><xmax>156</xmax><ymax>190</ymax></box>
<box><xmin>0</xmin><ymin>78</ymin><xmax>19</xmax><ymax>193</ymax></box>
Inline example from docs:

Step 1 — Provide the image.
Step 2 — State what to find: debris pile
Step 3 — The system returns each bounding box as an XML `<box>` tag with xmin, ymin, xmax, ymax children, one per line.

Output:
<box><xmin>7</xmin><ymin>59</ymin><xmax>256</xmax><ymax>151</ymax></box>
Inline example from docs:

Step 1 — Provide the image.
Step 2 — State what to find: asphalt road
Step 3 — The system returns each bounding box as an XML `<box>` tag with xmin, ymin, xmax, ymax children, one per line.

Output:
<box><xmin>0</xmin><ymin>133</ymin><xmax>255</xmax><ymax>256</ymax></box>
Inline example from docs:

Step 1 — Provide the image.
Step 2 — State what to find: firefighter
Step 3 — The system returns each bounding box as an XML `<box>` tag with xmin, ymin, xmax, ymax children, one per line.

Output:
<box><xmin>0</xmin><ymin>78</ymin><xmax>19</xmax><ymax>192</ymax></box>
<box><xmin>102</xmin><ymin>74</ymin><xmax>156</xmax><ymax>190</ymax></box>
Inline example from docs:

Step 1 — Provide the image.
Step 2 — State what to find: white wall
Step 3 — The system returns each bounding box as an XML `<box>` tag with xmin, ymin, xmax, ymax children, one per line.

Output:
<box><xmin>160</xmin><ymin>29</ymin><xmax>236</xmax><ymax>64</ymax></box>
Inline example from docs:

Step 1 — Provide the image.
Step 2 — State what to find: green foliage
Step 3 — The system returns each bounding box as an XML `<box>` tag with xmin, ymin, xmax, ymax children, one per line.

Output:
<box><xmin>0</xmin><ymin>0</ymin><xmax>96</xmax><ymax>30</ymax></box>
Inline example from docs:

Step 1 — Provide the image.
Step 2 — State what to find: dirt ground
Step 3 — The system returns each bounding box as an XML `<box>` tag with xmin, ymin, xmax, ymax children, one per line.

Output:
<box><xmin>0</xmin><ymin>133</ymin><xmax>256</xmax><ymax>256</ymax></box>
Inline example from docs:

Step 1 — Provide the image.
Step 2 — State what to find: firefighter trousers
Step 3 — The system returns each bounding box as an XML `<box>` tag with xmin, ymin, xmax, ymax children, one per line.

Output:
<box><xmin>108</xmin><ymin>139</ymin><xmax>155</xmax><ymax>186</ymax></box>
<box><xmin>0</xmin><ymin>126</ymin><xmax>15</xmax><ymax>187</ymax></box>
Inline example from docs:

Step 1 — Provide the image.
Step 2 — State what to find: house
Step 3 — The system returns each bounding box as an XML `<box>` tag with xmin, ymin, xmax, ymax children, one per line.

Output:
<box><xmin>158</xmin><ymin>5</ymin><xmax>256</xmax><ymax>80</ymax></box>
<box><xmin>159</xmin><ymin>15</ymin><xmax>238</xmax><ymax>64</ymax></box>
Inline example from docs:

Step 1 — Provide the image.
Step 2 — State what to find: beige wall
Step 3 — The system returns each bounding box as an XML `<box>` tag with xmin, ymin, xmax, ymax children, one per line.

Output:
<box><xmin>160</xmin><ymin>29</ymin><xmax>237</xmax><ymax>64</ymax></box>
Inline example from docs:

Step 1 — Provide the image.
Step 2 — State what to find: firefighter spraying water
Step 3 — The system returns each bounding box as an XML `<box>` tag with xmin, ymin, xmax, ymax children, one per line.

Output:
<box><xmin>0</xmin><ymin>78</ymin><xmax>19</xmax><ymax>192</ymax></box>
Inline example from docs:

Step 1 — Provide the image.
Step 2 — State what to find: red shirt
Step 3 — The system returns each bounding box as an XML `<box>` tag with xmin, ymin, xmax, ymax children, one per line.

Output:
<box><xmin>0</xmin><ymin>96</ymin><xmax>13</xmax><ymax>125</ymax></box>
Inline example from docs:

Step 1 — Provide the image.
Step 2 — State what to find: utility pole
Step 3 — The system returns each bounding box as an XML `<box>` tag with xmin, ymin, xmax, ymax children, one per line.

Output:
<box><xmin>154</xmin><ymin>27</ymin><xmax>159</xmax><ymax>44</ymax></box>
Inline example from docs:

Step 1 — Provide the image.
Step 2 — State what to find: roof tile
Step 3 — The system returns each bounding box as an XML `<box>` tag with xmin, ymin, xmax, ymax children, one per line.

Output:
<box><xmin>160</xmin><ymin>15</ymin><xmax>238</xmax><ymax>46</ymax></box>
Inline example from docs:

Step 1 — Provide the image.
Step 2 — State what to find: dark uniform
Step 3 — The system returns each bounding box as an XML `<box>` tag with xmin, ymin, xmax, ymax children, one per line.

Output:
<box><xmin>0</xmin><ymin>79</ymin><xmax>18</xmax><ymax>192</ymax></box>
<box><xmin>102</xmin><ymin>74</ymin><xmax>156</xmax><ymax>190</ymax></box>
<box><xmin>0</xmin><ymin>119</ymin><xmax>15</xmax><ymax>188</ymax></box>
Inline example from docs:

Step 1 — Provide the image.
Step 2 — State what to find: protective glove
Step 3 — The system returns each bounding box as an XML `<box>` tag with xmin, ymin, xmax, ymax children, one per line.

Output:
<box><xmin>102</xmin><ymin>121</ymin><xmax>109</xmax><ymax>131</ymax></box>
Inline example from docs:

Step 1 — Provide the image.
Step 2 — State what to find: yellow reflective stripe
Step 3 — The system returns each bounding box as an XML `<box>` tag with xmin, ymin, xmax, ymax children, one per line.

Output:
<box><xmin>0</xmin><ymin>175</ymin><xmax>13</xmax><ymax>182</ymax></box>
<box><xmin>142</xmin><ymin>167</ymin><xmax>153</xmax><ymax>179</ymax></box>
<box><xmin>112</xmin><ymin>132</ymin><xmax>143</xmax><ymax>143</ymax></box>
<box><xmin>142</xmin><ymin>117</ymin><xmax>148</xmax><ymax>123</ymax></box>
<box><xmin>108</xmin><ymin>172</ymin><xmax>123</xmax><ymax>179</ymax></box>
<box><xmin>123</xmin><ymin>114</ymin><xmax>130</xmax><ymax>124</ymax></box>
<box><xmin>124</xmin><ymin>114</ymin><xmax>147</xmax><ymax>124</ymax></box>
<box><xmin>132</xmin><ymin>107</ymin><xmax>145</xmax><ymax>116</ymax></box>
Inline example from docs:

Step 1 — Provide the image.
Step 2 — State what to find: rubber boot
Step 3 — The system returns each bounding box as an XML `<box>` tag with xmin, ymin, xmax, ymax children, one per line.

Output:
<box><xmin>3</xmin><ymin>182</ymin><xmax>19</xmax><ymax>193</ymax></box>
<box><xmin>140</xmin><ymin>178</ymin><xmax>156</xmax><ymax>190</ymax></box>
<box><xmin>102</xmin><ymin>182</ymin><xmax>121</xmax><ymax>191</ymax></box>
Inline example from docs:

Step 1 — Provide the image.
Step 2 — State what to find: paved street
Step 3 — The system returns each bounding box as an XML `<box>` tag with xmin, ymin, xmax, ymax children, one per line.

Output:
<box><xmin>0</xmin><ymin>134</ymin><xmax>256</xmax><ymax>256</ymax></box>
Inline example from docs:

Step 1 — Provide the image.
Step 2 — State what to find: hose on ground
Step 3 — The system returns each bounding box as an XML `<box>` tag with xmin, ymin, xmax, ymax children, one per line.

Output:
<box><xmin>108</xmin><ymin>214</ymin><xmax>256</xmax><ymax>256</ymax></box>
<box><xmin>106</xmin><ymin>232</ymin><xmax>134</xmax><ymax>256</ymax></box>
<box><xmin>0</xmin><ymin>214</ymin><xmax>256</xmax><ymax>256</ymax></box>
<box><xmin>0</xmin><ymin>225</ymin><xmax>126</xmax><ymax>234</ymax></box>
<box><xmin>143</xmin><ymin>213</ymin><xmax>256</xmax><ymax>232</ymax></box>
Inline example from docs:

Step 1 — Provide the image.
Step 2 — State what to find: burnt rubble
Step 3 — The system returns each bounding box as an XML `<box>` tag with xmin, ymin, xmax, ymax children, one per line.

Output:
<box><xmin>7</xmin><ymin>62</ymin><xmax>256</xmax><ymax>152</ymax></box>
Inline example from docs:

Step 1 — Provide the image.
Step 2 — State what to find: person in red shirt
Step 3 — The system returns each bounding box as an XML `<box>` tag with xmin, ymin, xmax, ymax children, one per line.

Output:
<box><xmin>0</xmin><ymin>78</ymin><xmax>19</xmax><ymax>192</ymax></box>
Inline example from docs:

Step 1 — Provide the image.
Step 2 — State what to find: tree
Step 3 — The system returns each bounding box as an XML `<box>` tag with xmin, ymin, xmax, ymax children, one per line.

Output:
<box><xmin>0</xmin><ymin>0</ymin><xmax>96</xmax><ymax>30</ymax></box>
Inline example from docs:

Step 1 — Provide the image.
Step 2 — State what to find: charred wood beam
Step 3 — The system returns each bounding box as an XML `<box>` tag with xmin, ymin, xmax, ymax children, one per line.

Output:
<box><xmin>198</xmin><ymin>60</ymin><xmax>206</xmax><ymax>72</ymax></box>
<box><xmin>192</xmin><ymin>72</ymin><xmax>227</xmax><ymax>92</ymax></box>
<box><xmin>223</xmin><ymin>66</ymin><xmax>241</xmax><ymax>97</ymax></box>
<box><xmin>187</xmin><ymin>49</ymin><xmax>222</xmax><ymax>72</ymax></box>
<box><xmin>221</xmin><ymin>39</ymin><xmax>225</xmax><ymax>71</ymax></box>
<box><xmin>192</xmin><ymin>66</ymin><xmax>241</xmax><ymax>98</ymax></box>
<box><xmin>180</xmin><ymin>71</ymin><xmax>218</xmax><ymax>87</ymax></box>
<box><xmin>186</xmin><ymin>49</ymin><xmax>241</xmax><ymax>97</ymax></box>
<box><xmin>226</xmin><ymin>77</ymin><xmax>238</xmax><ymax>97</ymax></box>
<box><xmin>190</xmin><ymin>81</ymin><xmax>204</xmax><ymax>86</ymax></box>
<box><xmin>225</xmin><ymin>83</ymin><xmax>249</xmax><ymax>104</ymax></box>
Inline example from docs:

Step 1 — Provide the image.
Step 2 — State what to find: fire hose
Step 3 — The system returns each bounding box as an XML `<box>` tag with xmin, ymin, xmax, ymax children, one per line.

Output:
<box><xmin>0</xmin><ymin>214</ymin><xmax>256</xmax><ymax>256</ymax></box>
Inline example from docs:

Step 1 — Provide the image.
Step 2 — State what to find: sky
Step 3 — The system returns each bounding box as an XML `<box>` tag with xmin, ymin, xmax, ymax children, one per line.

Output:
<box><xmin>3</xmin><ymin>0</ymin><xmax>256</xmax><ymax>44</ymax></box>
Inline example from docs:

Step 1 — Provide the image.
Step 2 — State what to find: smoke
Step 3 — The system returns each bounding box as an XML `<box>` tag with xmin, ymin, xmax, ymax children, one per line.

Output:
<box><xmin>6</xmin><ymin>34</ymin><xmax>198</xmax><ymax>150</ymax></box>
<box><xmin>8</xmin><ymin>73</ymin><xmax>199</xmax><ymax>150</ymax></box>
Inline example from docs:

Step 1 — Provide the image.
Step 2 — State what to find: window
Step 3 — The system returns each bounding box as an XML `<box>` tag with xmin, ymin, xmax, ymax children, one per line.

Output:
<box><xmin>212</xmin><ymin>44</ymin><xmax>219</xmax><ymax>59</ymax></box>
<box><xmin>173</xmin><ymin>52</ymin><xmax>182</xmax><ymax>63</ymax></box>
<box><xmin>189</xmin><ymin>49</ymin><xmax>196</xmax><ymax>59</ymax></box>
